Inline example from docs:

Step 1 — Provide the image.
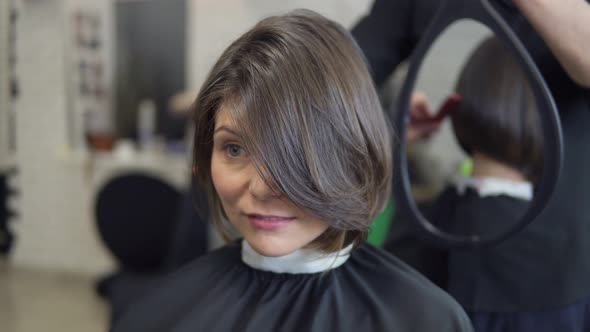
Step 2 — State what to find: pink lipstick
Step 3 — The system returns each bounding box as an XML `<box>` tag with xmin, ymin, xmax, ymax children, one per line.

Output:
<box><xmin>247</xmin><ymin>214</ymin><xmax>295</xmax><ymax>230</ymax></box>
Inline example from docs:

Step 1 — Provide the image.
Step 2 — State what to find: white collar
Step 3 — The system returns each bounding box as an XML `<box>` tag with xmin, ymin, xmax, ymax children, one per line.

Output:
<box><xmin>241</xmin><ymin>240</ymin><xmax>353</xmax><ymax>274</ymax></box>
<box><xmin>454</xmin><ymin>176</ymin><xmax>533</xmax><ymax>201</ymax></box>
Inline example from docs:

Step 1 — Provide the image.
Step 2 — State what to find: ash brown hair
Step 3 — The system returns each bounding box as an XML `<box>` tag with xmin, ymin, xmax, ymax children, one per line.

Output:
<box><xmin>452</xmin><ymin>36</ymin><xmax>543</xmax><ymax>182</ymax></box>
<box><xmin>192</xmin><ymin>9</ymin><xmax>392</xmax><ymax>252</ymax></box>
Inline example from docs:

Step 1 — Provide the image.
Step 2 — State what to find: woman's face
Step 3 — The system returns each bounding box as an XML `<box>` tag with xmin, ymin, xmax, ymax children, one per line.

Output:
<box><xmin>211</xmin><ymin>105</ymin><xmax>329</xmax><ymax>257</ymax></box>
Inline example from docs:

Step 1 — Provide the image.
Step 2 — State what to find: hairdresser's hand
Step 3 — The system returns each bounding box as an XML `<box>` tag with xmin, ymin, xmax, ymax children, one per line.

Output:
<box><xmin>407</xmin><ymin>92</ymin><xmax>441</xmax><ymax>144</ymax></box>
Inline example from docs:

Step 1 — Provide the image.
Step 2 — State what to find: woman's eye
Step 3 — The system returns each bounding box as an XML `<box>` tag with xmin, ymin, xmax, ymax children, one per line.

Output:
<box><xmin>226</xmin><ymin>144</ymin><xmax>245</xmax><ymax>157</ymax></box>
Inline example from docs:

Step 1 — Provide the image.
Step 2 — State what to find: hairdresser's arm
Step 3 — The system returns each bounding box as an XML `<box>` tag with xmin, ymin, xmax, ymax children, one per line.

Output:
<box><xmin>351</xmin><ymin>0</ymin><xmax>416</xmax><ymax>86</ymax></box>
<box><xmin>513</xmin><ymin>0</ymin><xmax>590</xmax><ymax>87</ymax></box>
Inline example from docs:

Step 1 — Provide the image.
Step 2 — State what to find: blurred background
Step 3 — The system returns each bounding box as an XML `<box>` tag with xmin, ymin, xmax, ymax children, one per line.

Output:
<box><xmin>0</xmin><ymin>0</ymin><xmax>489</xmax><ymax>331</ymax></box>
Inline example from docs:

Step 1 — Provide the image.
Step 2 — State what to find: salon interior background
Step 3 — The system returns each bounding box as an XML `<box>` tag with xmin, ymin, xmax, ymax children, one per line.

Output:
<box><xmin>0</xmin><ymin>0</ymin><xmax>488</xmax><ymax>331</ymax></box>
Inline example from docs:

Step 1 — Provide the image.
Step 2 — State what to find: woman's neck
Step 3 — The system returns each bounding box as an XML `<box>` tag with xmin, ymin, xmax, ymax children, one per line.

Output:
<box><xmin>241</xmin><ymin>240</ymin><xmax>353</xmax><ymax>274</ymax></box>
<box><xmin>470</xmin><ymin>152</ymin><xmax>526</xmax><ymax>182</ymax></box>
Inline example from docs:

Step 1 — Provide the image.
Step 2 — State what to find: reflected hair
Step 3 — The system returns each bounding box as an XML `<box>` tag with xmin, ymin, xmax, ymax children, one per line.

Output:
<box><xmin>191</xmin><ymin>9</ymin><xmax>392</xmax><ymax>252</ymax></box>
<box><xmin>452</xmin><ymin>36</ymin><xmax>543</xmax><ymax>182</ymax></box>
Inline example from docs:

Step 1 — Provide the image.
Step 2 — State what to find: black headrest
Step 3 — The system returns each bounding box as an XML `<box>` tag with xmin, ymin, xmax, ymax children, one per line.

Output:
<box><xmin>95</xmin><ymin>173</ymin><xmax>181</xmax><ymax>272</ymax></box>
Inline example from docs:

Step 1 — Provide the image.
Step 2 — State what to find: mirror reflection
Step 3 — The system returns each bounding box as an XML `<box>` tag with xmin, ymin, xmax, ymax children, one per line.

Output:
<box><xmin>398</xmin><ymin>20</ymin><xmax>542</xmax><ymax>240</ymax></box>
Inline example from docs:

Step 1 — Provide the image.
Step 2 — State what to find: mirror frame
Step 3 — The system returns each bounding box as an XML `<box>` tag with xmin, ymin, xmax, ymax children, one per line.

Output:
<box><xmin>393</xmin><ymin>0</ymin><xmax>563</xmax><ymax>248</ymax></box>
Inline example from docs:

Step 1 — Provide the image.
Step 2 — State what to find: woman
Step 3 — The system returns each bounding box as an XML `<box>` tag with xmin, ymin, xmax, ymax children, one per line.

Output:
<box><xmin>112</xmin><ymin>10</ymin><xmax>473</xmax><ymax>332</ymax></box>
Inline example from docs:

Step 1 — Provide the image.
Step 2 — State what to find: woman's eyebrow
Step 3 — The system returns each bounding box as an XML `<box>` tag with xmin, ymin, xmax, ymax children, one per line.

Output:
<box><xmin>213</xmin><ymin>126</ymin><xmax>239</xmax><ymax>136</ymax></box>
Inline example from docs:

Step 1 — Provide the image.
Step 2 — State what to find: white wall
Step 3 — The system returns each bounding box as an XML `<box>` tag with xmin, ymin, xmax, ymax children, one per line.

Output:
<box><xmin>187</xmin><ymin>0</ymin><xmax>372</xmax><ymax>90</ymax></box>
<box><xmin>13</xmin><ymin>0</ymin><xmax>113</xmax><ymax>274</ymax></box>
<box><xmin>0</xmin><ymin>0</ymin><xmax>14</xmax><ymax>170</ymax></box>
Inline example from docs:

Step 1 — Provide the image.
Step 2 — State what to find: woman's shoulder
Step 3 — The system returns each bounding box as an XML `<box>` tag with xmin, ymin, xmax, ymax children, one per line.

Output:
<box><xmin>350</xmin><ymin>244</ymin><xmax>448</xmax><ymax>296</ymax></box>
<box><xmin>348</xmin><ymin>244</ymin><xmax>474</xmax><ymax>331</ymax></box>
<box><xmin>111</xmin><ymin>244</ymin><xmax>244</xmax><ymax>331</ymax></box>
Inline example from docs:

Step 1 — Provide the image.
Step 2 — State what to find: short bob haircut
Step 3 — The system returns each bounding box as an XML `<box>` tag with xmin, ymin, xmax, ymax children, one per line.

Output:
<box><xmin>192</xmin><ymin>10</ymin><xmax>392</xmax><ymax>252</ymax></box>
<box><xmin>452</xmin><ymin>36</ymin><xmax>543</xmax><ymax>182</ymax></box>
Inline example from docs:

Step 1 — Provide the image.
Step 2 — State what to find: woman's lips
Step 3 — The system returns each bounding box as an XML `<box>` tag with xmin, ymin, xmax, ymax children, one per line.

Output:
<box><xmin>247</xmin><ymin>214</ymin><xmax>296</xmax><ymax>230</ymax></box>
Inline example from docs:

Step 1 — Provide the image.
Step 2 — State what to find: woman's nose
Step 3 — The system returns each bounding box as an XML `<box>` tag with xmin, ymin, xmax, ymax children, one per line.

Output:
<box><xmin>248</xmin><ymin>167</ymin><xmax>280</xmax><ymax>201</ymax></box>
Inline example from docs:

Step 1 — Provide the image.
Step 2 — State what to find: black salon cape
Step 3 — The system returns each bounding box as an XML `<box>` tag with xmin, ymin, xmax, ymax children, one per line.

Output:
<box><xmin>111</xmin><ymin>242</ymin><xmax>473</xmax><ymax>332</ymax></box>
<box><xmin>429</xmin><ymin>187</ymin><xmax>535</xmax><ymax>312</ymax></box>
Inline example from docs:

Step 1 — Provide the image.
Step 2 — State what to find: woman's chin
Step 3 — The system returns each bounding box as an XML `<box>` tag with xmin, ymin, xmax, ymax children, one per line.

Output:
<box><xmin>245</xmin><ymin>235</ymin><xmax>298</xmax><ymax>257</ymax></box>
